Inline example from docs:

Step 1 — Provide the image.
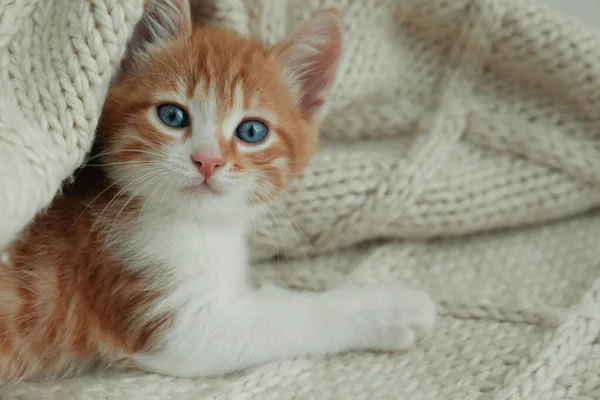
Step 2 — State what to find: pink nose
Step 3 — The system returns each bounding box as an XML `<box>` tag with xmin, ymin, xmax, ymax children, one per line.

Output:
<box><xmin>191</xmin><ymin>152</ymin><xmax>224</xmax><ymax>178</ymax></box>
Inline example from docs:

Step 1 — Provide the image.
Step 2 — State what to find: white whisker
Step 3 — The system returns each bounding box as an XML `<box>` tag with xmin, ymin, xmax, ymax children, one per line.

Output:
<box><xmin>250</xmin><ymin>183</ymin><xmax>310</xmax><ymax>263</ymax></box>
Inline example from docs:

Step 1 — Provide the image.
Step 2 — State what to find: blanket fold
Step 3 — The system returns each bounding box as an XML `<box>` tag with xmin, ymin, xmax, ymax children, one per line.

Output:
<box><xmin>0</xmin><ymin>0</ymin><xmax>145</xmax><ymax>247</ymax></box>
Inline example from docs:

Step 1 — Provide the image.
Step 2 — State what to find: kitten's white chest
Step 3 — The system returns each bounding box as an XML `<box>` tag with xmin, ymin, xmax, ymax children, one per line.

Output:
<box><xmin>126</xmin><ymin>216</ymin><xmax>251</xmax><ymax>302</ymax></box>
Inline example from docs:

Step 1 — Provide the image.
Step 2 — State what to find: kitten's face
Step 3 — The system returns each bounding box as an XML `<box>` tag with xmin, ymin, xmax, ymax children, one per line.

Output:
<box><xmin>97</xmin><ymin>2</ymin><xmax>342</xmax><ymax>216</ymax></box>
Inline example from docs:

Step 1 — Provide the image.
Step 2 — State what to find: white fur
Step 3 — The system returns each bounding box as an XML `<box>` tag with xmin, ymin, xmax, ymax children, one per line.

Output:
<box><xmin>122</xmin><ymin>196</ymin><xmax>435</xmax><ymax>377</ymax></box>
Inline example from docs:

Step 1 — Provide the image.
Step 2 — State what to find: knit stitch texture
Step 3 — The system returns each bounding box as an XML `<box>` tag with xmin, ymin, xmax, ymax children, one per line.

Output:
<box><xmin>2</xmin><ymin>0</ymin><xmax>600</xmax><ymax>399</ymax></box>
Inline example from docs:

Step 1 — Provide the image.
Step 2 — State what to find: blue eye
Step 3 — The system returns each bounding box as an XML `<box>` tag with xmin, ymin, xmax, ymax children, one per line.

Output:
<box><xmin>235</xmin><ymin>120</ymin><xmax>268</xmax><ymax>143</ymax></box>
<box><xmin>157</xmin><ymin>104</ymin><xmax>189</xmax><ymax>128</ymax></box>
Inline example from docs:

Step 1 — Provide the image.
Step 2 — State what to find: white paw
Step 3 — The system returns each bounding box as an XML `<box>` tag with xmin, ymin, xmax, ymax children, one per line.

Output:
<box><xmin>338</xmin><ymin>285</ymin><xmax>436</xmax><ymax>352</ymax></box>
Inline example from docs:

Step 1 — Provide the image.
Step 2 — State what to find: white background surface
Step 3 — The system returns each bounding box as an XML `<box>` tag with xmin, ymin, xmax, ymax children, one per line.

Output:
<box><xmin>543</xmin><ymin>0</ymin><xmax>600</xmax><ymax>29</ymax></box>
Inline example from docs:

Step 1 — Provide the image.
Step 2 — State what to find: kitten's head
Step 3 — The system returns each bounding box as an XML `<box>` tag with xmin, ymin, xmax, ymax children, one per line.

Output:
<box><xmin>97</xmin><ymin>0</ymin><xmax>342</xmax><ymax>218</ymax></box>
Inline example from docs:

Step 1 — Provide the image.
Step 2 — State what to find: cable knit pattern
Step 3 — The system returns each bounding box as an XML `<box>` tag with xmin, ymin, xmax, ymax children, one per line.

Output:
<box><xmin>246</xmin><ymin>0</ymin><xmax>600</xmax><ymax>260</ymax></box>
<box><xmin>3</xmin><ymin>0</ymin><xmax>600</xmax><ymax>398</ymax></box>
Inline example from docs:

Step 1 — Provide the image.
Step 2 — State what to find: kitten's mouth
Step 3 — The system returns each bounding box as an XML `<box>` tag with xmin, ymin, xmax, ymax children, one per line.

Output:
<box><xmin>183</xmin><ymin>181</ymin><xmax>221</xmax><ymax>195</ymax></box>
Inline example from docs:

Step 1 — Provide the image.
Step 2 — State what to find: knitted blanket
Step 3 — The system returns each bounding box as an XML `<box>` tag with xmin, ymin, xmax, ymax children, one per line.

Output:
<box><xmin>3</xmin><ymin>0</ymin><xmax>600</xmax><ymax>399</ymax></box>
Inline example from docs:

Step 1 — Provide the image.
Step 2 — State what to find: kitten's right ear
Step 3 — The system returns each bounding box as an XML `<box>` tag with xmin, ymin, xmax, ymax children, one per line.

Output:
<box><xmin>120</xmin><ymin>0</ymin><xmax>192</xmax><ymax>74</ymax></box>
<box><xmin>271</xmin><ymin>10</ymin><xmax>343</xmax><ymax>125</ymax></box>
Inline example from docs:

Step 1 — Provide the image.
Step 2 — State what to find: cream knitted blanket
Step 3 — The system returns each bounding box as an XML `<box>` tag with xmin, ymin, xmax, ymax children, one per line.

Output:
<box><xmin>3</xmin><ymin>0</ymin><xmax>600</xmax><ymax>399</ymax></box>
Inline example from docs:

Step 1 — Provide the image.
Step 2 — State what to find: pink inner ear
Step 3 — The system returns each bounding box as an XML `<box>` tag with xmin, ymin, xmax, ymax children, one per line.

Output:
<box><xmin>273</xmin><ymin>11</ymin><xmax>343</xmax><ymax>123</ymax></box>
<box><xmin>298</xmin><ymin>44</ymin><xmax>341</xmax><ymax>120</ymax></box>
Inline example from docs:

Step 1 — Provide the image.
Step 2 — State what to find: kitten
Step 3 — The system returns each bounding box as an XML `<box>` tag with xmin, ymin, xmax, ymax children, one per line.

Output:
<box><xmin>0</xmin><ymin>0</ymin><xmax>435</xmax><ymax>384</ymax></box>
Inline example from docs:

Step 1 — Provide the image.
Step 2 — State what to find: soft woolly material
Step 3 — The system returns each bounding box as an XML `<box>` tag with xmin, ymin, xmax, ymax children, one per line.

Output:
<box><xmin>2</xmin><ymin>0</ymin><xmax>600</xmax><ymax>399</ymax></box>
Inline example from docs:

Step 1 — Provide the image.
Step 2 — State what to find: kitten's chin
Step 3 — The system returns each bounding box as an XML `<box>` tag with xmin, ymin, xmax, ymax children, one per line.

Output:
<box><xmin>174</xmin><ymin>189</ymin><xmax>258</xmax><ymax>224</ymax></box>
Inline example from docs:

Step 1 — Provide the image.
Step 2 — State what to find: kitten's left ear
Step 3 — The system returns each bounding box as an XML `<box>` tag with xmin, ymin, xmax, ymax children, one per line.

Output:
<box><xmin>121</xmin><ymin>0</ymin><xmax>192</xmax><ymax>74</ymax></box>
<box><xmin>271</xmin><ymin>10</ymin><xmax>343</xmax><ymax>125</ymax></box>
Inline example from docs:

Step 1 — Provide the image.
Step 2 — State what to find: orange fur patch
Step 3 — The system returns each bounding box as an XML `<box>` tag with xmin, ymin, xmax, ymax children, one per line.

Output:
<box><xmin>0</xmin><ymin>168</ymin><xmax>169</xmax><ymax>383</ymax></box>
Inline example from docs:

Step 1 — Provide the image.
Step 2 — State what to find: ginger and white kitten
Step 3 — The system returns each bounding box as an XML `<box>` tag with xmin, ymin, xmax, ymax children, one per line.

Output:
<box><xmin>0</xmin><ymin>0</ymin><xmax>435</xmax><ymax>384</ymax></box>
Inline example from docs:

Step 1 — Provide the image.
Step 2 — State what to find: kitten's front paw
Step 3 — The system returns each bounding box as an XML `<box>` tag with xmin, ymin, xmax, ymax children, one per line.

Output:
<box><xmin>345</xmin><ymin>286</ymin><xmax>436</xmax><ymax>352</ymax></box>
